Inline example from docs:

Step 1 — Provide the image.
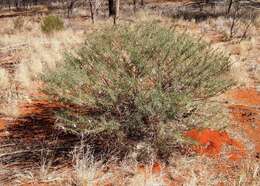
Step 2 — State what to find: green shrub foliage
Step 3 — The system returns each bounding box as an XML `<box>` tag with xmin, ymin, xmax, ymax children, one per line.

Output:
<box><xmin>42</xmin><ymin>22</ymin><xmax>232</xmax><ymax>159</ymax></box>
<box><xmin>41</xmin><ymin>15</ymin><xmax>64</xmax><ymax>34</ymax></box>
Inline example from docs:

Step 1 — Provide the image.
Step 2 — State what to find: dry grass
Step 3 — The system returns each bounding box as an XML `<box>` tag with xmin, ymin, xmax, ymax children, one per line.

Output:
<box><xmin>7</xmin><ymin>150</ymin><xmax>259</xmax><ymax>186</ymax></box>
<box><xmin>0</xmin><ymin>16</ymin><xmax>85</xmax><ymax>116</ymax></box>
<box><xmin>72</xmin><ymin>147</ymin><xmax>112</xmax><ymax>186</ymax></box>
<box><xmin>0</xmin><ymin>68</ymin><xmax>9</xmax><ymax>89</ymax></box>
<box><xmin>0</xmin><ymin>67</ymin><xmax>20</xmax><ymax>117</ymax></box>
<box><xmin>15</xmin><ymin>166</ymin><xmax>69</xmax><ymax>185</ymax></box>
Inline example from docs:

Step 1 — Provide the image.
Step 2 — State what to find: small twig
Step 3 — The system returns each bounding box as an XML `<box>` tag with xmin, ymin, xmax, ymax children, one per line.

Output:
<box><xmin>0</xmin><ymin>144</ymin><xmax>16</xmax><ymax>148</ymax></box>
<box><xmin>0</xmin><ymin>149</ymin><xmax>42</xmax><ymax>159</ymax></box>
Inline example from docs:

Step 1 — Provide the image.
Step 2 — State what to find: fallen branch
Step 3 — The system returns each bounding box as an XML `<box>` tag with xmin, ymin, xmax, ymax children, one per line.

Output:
<box><xmin>0</xmin><ymin>9</ymin><xmax>48</xmax><ymax>19</ymax></box>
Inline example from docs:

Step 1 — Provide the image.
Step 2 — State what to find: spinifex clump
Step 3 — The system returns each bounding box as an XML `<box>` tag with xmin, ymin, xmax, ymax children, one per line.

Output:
<box><xmin>41</xmin><ymin>15</ymin><xmax>64</xmax><ymax>34</ymax></box>
<box><xmin>42</xmin><ymin>22</ymin><xmax>232</xmax><ymax>160</ymax></box>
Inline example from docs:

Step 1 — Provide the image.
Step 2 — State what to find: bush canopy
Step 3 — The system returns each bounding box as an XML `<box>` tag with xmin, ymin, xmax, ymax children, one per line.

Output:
<box><xmin>42</xmin><ymin>22</ymin><xmax>232</xmax><ymax>159</ymax></box>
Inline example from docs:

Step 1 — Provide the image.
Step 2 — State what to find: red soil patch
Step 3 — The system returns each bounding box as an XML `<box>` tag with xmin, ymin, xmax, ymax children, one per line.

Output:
<box><xmin>228</xmin><ymin>88</ymin><xmax>260</xmax><ymax>153</ymax></box>
<box><xmin>0</xmin><ymin>119</ymin><xmax>5</xmax><ymax>130</ymax></box>
<box><xmin>185</xmin><ymin>129</ymin><xmax>245</xmax><ymax>160</ymax></box>
<box><xmin>229</xmin><ymin>105</ymin><xmax>260</xmax><ymax>153</ymax></box>
<box><xmin>228</xmin><ymin>88</ymin><xmax>260</xmax><ymax>105</ymax></box>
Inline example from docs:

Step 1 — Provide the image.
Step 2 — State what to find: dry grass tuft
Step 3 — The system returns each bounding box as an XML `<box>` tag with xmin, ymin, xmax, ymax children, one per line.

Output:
<box><xmin>73</xmin><ymin>147</ymin><xmax>113</xmax><ymax>186</ymax></box>
<box><xmin>0</xmin><ymin>68</ymin><xmax>9</xmax><ymax>89</ymax></box>
<box><xmin>15</xmin><ymin>63</ymin><xmax>32</xmax><ymax>89</ymax></box>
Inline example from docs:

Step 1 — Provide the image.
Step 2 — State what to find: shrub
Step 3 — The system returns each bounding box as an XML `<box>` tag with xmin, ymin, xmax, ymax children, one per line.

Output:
<box><xmin>41</xmin><ymin>15</ymin><xmax>64</xmax><ymax>34</ymax></box>
<box><xmin>42</xmin><ymin>22</ymin><xmax>233</xmax><ymax>160</ymax></box>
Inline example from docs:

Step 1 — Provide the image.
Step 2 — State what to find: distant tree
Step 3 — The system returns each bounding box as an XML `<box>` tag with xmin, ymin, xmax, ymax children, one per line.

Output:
<box><xmin>95</xmin><ymin>0</ymin><xmax>100</xmax><ymax>15</ymax></box>
<box><xmin>14</xmin><ymin>0</ymin><xmax>19</xmax><ymax>9</ymax></box>
<box><xmin>108</xmin><ymin>0</ymin><xmax>114</xmax><ymax>16</ymax></box>
<box><xmin>67</xmin><ymin>0</ymin><xmax>77</xmax><ymax>17</ymax></box>
<box><xmin>140</xmin><ymin>0</ymin><xmax>144</xmax><ymax>6</ymax></box>
<box><xmin>227</xmin><ymin>0</ymin><xmax>233</xmax><ymax>14</ymax></box>
<box><xmin>8</xmin><ymin>0</ymin><xmax>11</xmax><ymax>10</ymax></box>
<box><xmin>88</xmin><ymin>0</ymin><xmax>95</xmax><ymax>23</ymax></box>
<box><xmin>114</xmin><ymin>0</ymin><xmax>119</xmax><ymax>24</ymax></box>
<box><xmin>133</xmin><ymin>0</ymin><xmax>136</xmax><ymax>12</ymax></box>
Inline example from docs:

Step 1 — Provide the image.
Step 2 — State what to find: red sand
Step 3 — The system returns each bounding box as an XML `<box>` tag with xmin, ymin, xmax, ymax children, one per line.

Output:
<box><xmin>228</xmin><ymin>88</ymin><xmax>260</xmax><ymax>105</ymax></box>
<box><xmin>187</xmin><ymin>87</ymin><xmax>260</xmax><ymax>158</ymax></box>
<box><xmin>229</xmin><ymin>105</ymin><xmax>260</xmax><ymax>153</ymax></box>
<box><xmin>185</xmin><ymin>129</ymin><xmax>245</xmax><ymax>160</ymax></box>
<box><xmin>228</xmin><ymin>88</ymin><xmax>260</xmax><ymax>153</ymax></box>
<box><xmin>0</xmin><ymin>119</ymin><xmax>5</xmax><ymax>130</ymax></box>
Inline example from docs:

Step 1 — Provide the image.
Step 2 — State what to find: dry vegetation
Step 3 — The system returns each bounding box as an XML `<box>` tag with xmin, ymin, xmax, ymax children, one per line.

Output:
<box><xmin>0</xmin><ymin>0</ymin><xmax>260</xmax><ymax>185</ymax></box>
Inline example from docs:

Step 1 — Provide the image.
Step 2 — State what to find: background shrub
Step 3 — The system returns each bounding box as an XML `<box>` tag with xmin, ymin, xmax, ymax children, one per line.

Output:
<box><xmin>41</xmin><ymin>15</ymin><xmax>64</xmax><ymax>34</ymax></box>
<box><xmin>42</xmin><ymin>22</ymin><xmax>233</xmax><ymax>160</ymax></box>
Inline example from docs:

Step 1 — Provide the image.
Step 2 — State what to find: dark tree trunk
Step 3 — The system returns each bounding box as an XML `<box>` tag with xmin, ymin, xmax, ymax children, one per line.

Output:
<box><xmin>68</xmin><ymin>0</ymin><xmax>76</xmax><ymax>17</ymax></box>
<box><xmin>133</xmin><ymin>0</ymin><xmax>136</xmax><ymax>12</ymax></box>
<box><xmin>108</xmin><ymin>0</ymin><xmax>114</xmax><ymax>17</ymax></box>
<box><xmin>8</xmin><ymin>0</ymin><xmax>11</xmax><ymax>10</ymax></box>
<box><xmin>15</xmin><ymin>0</ymin><xmax>18</xmax><ymax>10</ymax></box>
<box><xmin>227</xmin><ymin>0</ymin><xmax>233</xmax><ymax>14</ymax></box>
<box><xmin>88</xmin><ymin>0</ymin><xmax>95</xmax><ymax>23</ymax></box>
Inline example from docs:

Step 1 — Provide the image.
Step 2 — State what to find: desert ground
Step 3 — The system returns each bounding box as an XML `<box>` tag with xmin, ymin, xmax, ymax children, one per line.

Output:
<box><xmin>0</xmin><ymin>0</ymin><xmax>260</xmax><ymax>185</ymax></box>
